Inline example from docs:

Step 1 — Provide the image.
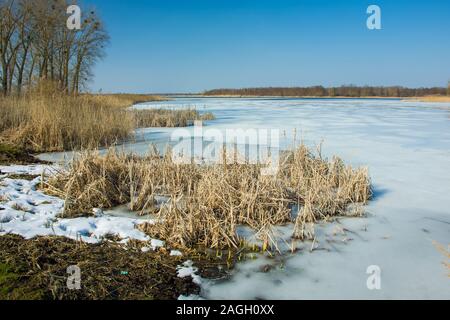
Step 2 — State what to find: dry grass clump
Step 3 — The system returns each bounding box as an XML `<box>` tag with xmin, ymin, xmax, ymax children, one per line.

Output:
<box><xmin>142</xmin><ymin>162</ymin><xmax>293</xmax><ymax>249</ymax></box>
<box><xmin>280</xmin><ymin>145</ymin><xmax>371</xmax><ymax>239</ymax></box>
<box><xmin>199</xmin><ymin>112</ymin><xmax>216</xmax><ymax>121</ymax></box>
<box><xmin>414</xmin><ymin>96</ymin><xmax>450</xmax><ymax>103</ymax></box>
<box><xmin>0</xmin><ymin>83</ymin><xmax>214</xmax><ymax>152</ymax></box>
<box><xmin>46</xmin><ymin>144</ymin><xmax>372</xmax><ymax>249</ymax></box>
<box><xmin>0</xmin><ymin>83</ymin><xmax>166</xmax><ymax>152</ymax></box>
<box><xmin>0</xmin><ymin>93</ymin><xmax>132</xmax><ymax>152</ymax></box>
<box><xmin>133</xmin><ymin>109</ymin><xmax>215</xmax><ymax>128</ymax></box>
<box><xmin>46</xmin><ymin>148</ymin><xmax>201</xmax><ymax>217</ymax></box>
<box><xmin>89</xmin><ymin>93</ymin><xmax>167</xmax><ymax>106</ymax></box>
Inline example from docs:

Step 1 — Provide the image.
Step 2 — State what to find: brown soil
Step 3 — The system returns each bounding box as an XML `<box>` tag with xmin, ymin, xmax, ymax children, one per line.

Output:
<box><xmin>0</xmin><ymin>143</ymin><xmax>43</xmax><ymax>166</ymax></box>
<box><xmin>0</xmin><ymin>235</ymin><xmax>200</xmax><ymax>300</ymax></box>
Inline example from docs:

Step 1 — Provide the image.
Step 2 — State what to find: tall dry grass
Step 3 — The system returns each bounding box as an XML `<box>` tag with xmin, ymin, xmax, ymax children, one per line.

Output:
<box><xmin>0</xmin><ymin>84</ymin><xmax>213</xmax><ymax>152</ymax></box>
<box><xmin>0</xmin><ymin>93</ymin><xmax>134</xmax><ymax>152</ymax></box>
<box><xmin>133</xmin><ymin>109</ymin><xmax>215</xmax><ymax>128</ymax></box>
<box><xmin>46</xmin><ymin>144</ymin><xmax>372</xmax><ymax>250</ymax></box>
<box><xmin>413</xmin><ymin>96</ymin><xmax>450</xmax><ymax>103</ymax></box>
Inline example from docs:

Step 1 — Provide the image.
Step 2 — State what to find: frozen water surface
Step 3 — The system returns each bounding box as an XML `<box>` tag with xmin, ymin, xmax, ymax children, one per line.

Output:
<box><xmin>39</xmin><ymin>97</ymin><xmax>450</xmax><ymax>299</ymax></box>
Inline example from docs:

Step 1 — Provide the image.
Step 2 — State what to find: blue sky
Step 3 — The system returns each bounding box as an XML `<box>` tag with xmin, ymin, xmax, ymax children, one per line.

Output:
<box><xmin>86</xmin><ymin>0</ymin><xmax>450</xmax><ymax>93</ymax></box>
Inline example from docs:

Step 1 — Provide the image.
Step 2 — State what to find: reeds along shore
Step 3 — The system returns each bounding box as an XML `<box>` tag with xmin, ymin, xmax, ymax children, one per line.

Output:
<box><xmin>0</xmin><ymin>84</ymin><xmax>213</xmax><ymax>152</ymax></box>
<box><xmin>413</xmin><ymin>96</ymin><xmax>450</xmax><ymax>103</ymax></box>
<box><xmin>46</xmin><ymin>145</ymin><xmax>372</xmax><ymax>251</ymax></box>
<box><xmin>133</xmin><ymin>109</ymin><xmax>215</xmax><ymax>128</ymax></box>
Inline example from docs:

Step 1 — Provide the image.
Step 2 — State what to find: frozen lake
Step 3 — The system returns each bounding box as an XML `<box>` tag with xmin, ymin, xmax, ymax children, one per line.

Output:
<box><xmin>42</xmin><ymin>97</ymin><xmax>450</xmax><ymax>299</ymax></box>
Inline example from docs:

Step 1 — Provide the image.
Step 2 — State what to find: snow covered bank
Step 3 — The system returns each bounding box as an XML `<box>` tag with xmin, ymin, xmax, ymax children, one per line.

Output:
<box><xmin>0</xmin><ymin>164</ymin><xmax>57</xmax><ymax>176</ymax></box>
<box><xmin>0</xmin><ymin>164</ymin><xmax>157</xmax><ymax>245</ymax></box>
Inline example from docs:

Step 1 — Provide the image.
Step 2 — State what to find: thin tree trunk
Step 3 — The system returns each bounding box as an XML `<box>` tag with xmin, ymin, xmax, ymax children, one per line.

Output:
<box><xmin>27</xmin><ymin>54</ymin><xmax>35</xmax><ymax>88</ymax></box>
<box><xmin>1</xmin><ymin>68</ymin><xmax>7</xmax><ymax>96</ymax></box>
<box><xmin>16</xmin><ymin>45</ymin><xmax>29</xmax><ymax>95</ymax></box>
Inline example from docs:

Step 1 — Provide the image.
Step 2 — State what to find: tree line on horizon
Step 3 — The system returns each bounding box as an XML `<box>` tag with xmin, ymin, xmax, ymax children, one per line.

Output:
<box><xmin>0</xmin><ymin>0</ymin><xmax>109</xmax><ymax>96</ymax></box>
<box><xmin>204</xmin><ymin>86</ymin><xmax>448</xmax><ymax>97</ymax></box>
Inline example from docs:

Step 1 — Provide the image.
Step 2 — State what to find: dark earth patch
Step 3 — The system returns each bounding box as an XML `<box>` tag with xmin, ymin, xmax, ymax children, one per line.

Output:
<box><xmin>0</xmin><ymin>235</ymin><xmax>200</xmax><ymax>300</ymax></box>
<box><xmin>0</xmin><ymin>143</ymin><xmax>44</xmax><ymax>166</ymax></box>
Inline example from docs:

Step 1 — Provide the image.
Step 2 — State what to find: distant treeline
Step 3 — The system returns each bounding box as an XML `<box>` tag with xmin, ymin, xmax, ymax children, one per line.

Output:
<box><xmin>204</xmin><ymin>86</ymin><xmax>448</xmax><ymax>97</ymax></box>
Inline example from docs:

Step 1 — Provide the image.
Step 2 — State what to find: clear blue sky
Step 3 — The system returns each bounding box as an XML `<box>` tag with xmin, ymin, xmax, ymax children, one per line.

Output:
<box><xmin>86</xmin><ymin>0</ymin><xmax>450</xmax><ymax>93</ymax></box>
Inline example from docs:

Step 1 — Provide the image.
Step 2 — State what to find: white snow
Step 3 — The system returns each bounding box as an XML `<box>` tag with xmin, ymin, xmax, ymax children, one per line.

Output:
<box><xmin>177</xmin><ymin>260</ymin><xmax>202</xmax><ymax>285</ymax></box>
<box><xmin>0</xmin><ymin>164</ymin><xmax>199</xmax><ymax>296</ymax></box>
<box><xmin>132</xmin><ymin>97</ymin><xmax>450</xmax><ymax>300</ymax></box>
<box><xmin>92</xmin><ymin>208</ymin><xmax>104</xmax><ymax>217</ymax></box>
<box><xmin>0</xmin><ymin>167</ymin><xmax>156</xmax><ymax>245</ymax></box>
<box><xmin>170</xmin><ymin>250</ymin><xmax>183</xmax><ymax>257</ymax></box>
<box><xmin>178</xmin><ymin>294</ymin><xmax>204</xmax><ymax>301</ymax></box>
<box><xmin>141</xmin><ymin>240</ymin><xmax>165</xmax><ymax>252</ymax></box>
<box><xmin>0</xmin><ymin>164</ymin><xmax>58</xmax><ymax>176</ymax></box>
<box><xmin>151</xmin><ymin>238</ymin><xmax>165</xmax><ymax>249</ymax></box>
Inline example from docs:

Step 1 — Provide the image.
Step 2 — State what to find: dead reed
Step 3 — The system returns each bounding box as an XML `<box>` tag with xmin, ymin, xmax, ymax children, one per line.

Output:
<box><xmin>46</xmin><ymin>144</ymin><xmax>372</xmax><ymax>250</ymax></box>
<box><xmin>433</xmin><ymin>241</ymin><xmax>450</xmax><ymax>277</ymax></box>
<box><xmin>133</xmin><ymin>109</ymin><xmax>215</xmax><ymax>128</ymax></box>
<box><xmin>0</xmin><ymin>86</ymin><xmax>150</xmax><ymax>152</ymax></box>
<box><xmin>0</xmin><ymin>84</ymin><xmax>214</xmax><ymax>152</ymax></box>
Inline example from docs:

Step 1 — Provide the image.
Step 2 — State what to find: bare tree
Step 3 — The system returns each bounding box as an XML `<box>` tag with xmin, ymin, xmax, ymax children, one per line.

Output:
<box><xmin>0</xmin><ymin>0</ymin><xmax>20</xmax><ymax>95</ymax></box>
<box><xmin>0</xmin><ymin>0</ymin><xmax>109</xmax><ymax>96</ymax></box>
<box><xmin>71</xmin><ymin>9</ymin><xmax>109</xmax><ymax>94</ymax></box>
<box><xmin>13</xmin><ymin>0</ymin><xmax>34</xmax><ymax>94</ymax></box>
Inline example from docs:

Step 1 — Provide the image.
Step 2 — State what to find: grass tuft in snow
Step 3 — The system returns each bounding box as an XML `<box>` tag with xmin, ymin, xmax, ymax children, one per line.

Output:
<box><xmin>133</xmin><ymin>109</ymin><xmax>215</xmax><ymax>128</ymax></box>
<box><xmin>46</xmin><ymin>144</ymin><xmax>372</xmax><ymax>250</ymax></box>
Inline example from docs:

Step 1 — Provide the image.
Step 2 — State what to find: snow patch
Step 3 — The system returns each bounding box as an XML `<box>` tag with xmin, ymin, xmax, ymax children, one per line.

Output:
<box><xmin>177</xmin><ymin>260</ymin><xmax>202</xmax><ymax>285</ymax></box>
<box><xmin>0</xmin><ymin>164</ymin><xmax>58</xmax><ymax>176</ymax></box>
<box><xmin>0</xmin><ymin>166</ymin><xmax>160</xmax><ymax>246</ymax></box>
<box><xmin>170</xmin><ymin>250</ymin><xmax>183</xmax><ymax>257</ymax></box>
<box><xmin>151</xmin><ymin>239</ymin><xmax>165</xmax><ymax>250</ymax></box>
<box><xmin>178</xmin><ymin>294</ymin><xmax>204</xmax><ymax>301</ymax></box>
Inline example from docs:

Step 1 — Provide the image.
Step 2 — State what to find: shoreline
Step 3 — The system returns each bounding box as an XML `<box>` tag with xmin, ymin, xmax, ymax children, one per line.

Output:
<box><xmin>162</xmin><ymin>94</ymin><xmax>450</xmax><ymax>102</ymax></box>
<box><xmin>407</xmin><ymin>96</ymin><xmax>450</xmax><ymax>103</ymax></box>
<box><xmin>172</xmin><ymin>94</ymin><xmax>402</xmax><ymax>99</ymax></box>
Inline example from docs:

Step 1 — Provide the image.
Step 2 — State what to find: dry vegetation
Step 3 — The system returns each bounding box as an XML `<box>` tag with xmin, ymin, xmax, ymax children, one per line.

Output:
<box><xmin>1</xmin><ymin>91</ymin><xmax>132</xmax><ymax>152</ymax></box>
<box><xmin>0</xmin><ymin>143</ymin><xmax>41</xmax><ymax>165</ymax></box>
<box><xmin>433</xmin><ymin>241</ymin><xmax>450</xmax><ymax>277</ymax></box>
<box><xmin>0</xmin><ymin>84</ymin><xmax>214</xmax><ymax>152</ymax></box>
<box><xmin>45</xmin><ymin>145</ymin><xmax>372</xmax><ymax>250</ymax></box>
<box><xmin>133</xmin><ymin>108</ymin><xmax>215</xmax><ymax>128</ymax></box>
<box><xmin>414</xmin><ymin>96</ymin><xmax>450</xmax><ymax>103</ymax></box>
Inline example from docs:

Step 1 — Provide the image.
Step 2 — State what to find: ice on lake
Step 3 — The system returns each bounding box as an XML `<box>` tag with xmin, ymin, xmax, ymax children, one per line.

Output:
<box><xmin>40</xmin><ymin>97</ymin><xmax>450</xmax><ymax>299</ymax></box>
